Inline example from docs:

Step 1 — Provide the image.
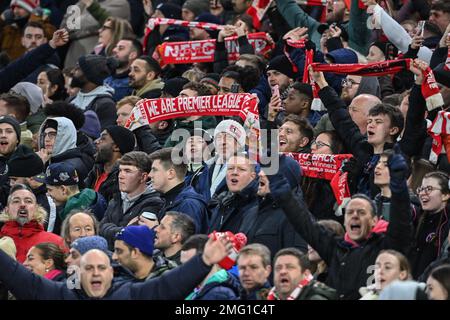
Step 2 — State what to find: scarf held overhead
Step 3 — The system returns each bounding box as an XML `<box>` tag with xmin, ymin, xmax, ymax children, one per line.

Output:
<box><xmin>154</xmin><ymin>33</ymin><xmax>274</xmax><ymax>66</ymax></box>
<box><xmin>124</xmin><ymin>93</ymin><xmax>260</xmax><ymax>136</ymax></box>
<box><xmin>284</xmin><ymin>153</ymin><xmax>353</xmax><ymax>205</ymax></box>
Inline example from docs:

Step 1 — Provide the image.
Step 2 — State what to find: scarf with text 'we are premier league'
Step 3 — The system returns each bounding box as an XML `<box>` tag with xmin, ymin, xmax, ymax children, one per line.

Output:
<box><xmin>284</xmin><ymin>153</ymin><xmax>353</xmax><ymax>205</ymax></box>
<box><xmin>124</xmin><ymin>94</ymin><xmax>262</xmax><ymax>159</ymax></box>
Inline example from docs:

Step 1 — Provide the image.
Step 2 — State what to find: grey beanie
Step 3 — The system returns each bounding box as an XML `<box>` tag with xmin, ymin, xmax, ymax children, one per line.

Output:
<box><xmin>10</xmin><ymin>82</ymin><xmax>44</xmax><ymax>114</ymax></box>
<box><xmin>182</xmin><ymin>0</ymin><xmax>210</xmax><ymax>18</ymax></box>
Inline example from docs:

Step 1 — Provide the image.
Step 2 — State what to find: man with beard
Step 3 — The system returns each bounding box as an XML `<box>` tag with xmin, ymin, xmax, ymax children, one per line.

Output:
<box><xmin>0</xmin><ymin>0</ymin><xmax>55</xmax><ymax>61</ymax></box>
<box><xmin>69</xmin><ymin>54</ymin><xmax>118</xmax><ymax>129</ymax></box>
<box><xmin>269</xmin><ymin>248</ymin><xmax>337</xmax><ymax>300</ymax></box>
<box><xmin>85</xmin><ymin>125</ymin><xmax>136</xmax><ymax>202</ymax></box>
<box><xmin>129</xmin><ymin>55</ymin><xmax>165</xmax><ymax>99</ymax></box>
<box><xmin>0</xmin><ymin>184</ymin><xmax>65</xmax><ymax>263</ymax></box>
<box><xmin>0</xmin><ymin>116</ymin><xmax>34</xmax><ymax>208</ymax></box>
<box><xmin>104</xmin><ymin>38</ymin><xmax>142</xmax><ymax>102</ymax></box>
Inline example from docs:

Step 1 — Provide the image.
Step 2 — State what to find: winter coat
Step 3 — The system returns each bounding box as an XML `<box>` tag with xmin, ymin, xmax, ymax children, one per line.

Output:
<box><xmin>133</xmin><ymin>78</ymin><xmax>164</xmax><ymax>99</ymax></box>
<box><xmin>70</xmin><ymin>86</ymin><xmax>117</xmax><ymax>129</ymax></box>
<box><xmin>185</xmin><ymin>269</ymin><xmax>241</xmax><ymax>300</ymax></box>
<box><xmin>208</xmin><ymin>179</ymin><xmax>259</xmax><ymax>234</ymax></box>
<box><xmin>408</xmin><ymin>203</ymin><xmax>450</xmax><ymax>279</ymax></box>
<box><xmin>133</xmin><ymin>126</ymin><xmax>161</xmax><ymax>155</ymax></box>
<box><xmin>239</xmin><ymin>193</ymin><xmax>308</xmax><ymax>260</ymax></box>
<box><xmin>85</xmin><ymin>163</ymin><xmax>120</xmax><ymax>202</ymax></box>
<box><xmin>267</xmin><ymin>171</ymin><xmax>412</xmax><ymax>300</ymax></box>
<box><xmin>99</xmin><ymin>187</ymin><xmax>164</xmax><ymax>247</ymax></box>
<box><xmin>0</xmin><ymin>250</ymin><xmax>214</xmax><ymax>300</ymax></box>
<box><xmin>0</xmin><ymin>221</ymin><xmax>65</xmax><ymax>263</ymax></box>
<box><xmin>194</xmin><ymin>160</ymin><xmax>229</xmax><ymax>202</ymax></box>
<box><xmin>302</xmin><ymin>178</ymin><xmax>339</xmax><ymax>222</ymax></box>
<box><xmin>159</xmin><ymin>185</ymin><xmax>209</xmax><ymax>234</ymax></box>
<box><xmin>59</xmin><ymin>189</ymin><xmax>107</xmax><ymax>222</ymax></box>
<box><xmin>103</xmin><ymin>72</ymin><xmax>133</xmax><ymax>102</ymax></box>
<box><xmin>239</xmin><ymin>282</ymin><xmax>271</xmax><ymax>300</ymax></box>
<box><xmin>61</xmin><ymin>0</ymin><xmax>130</xmax><ymax>68</ymax></box>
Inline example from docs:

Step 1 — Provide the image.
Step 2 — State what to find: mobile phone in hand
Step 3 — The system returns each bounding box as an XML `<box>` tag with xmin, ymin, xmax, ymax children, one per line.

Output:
<box><xmin>231</xmin><ymin>82</ymin><xmax>240</xmax><ymax>93</ymax></box>
<box><xmin>271</xmin><ymin>84</ymin><xmax>280</xmax><ymax>98</ymax></box>
<box><xmin>418</xmin><ymin>20</ymin><xmax>425</xmax><ymax>37</ymax></box>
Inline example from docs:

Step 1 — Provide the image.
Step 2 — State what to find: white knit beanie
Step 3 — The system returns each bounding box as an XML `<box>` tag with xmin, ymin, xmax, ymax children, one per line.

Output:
<box><xmin>214</xmin><ymin>119</ymin><xmax>246</xmax><ymax>149</ymax></box>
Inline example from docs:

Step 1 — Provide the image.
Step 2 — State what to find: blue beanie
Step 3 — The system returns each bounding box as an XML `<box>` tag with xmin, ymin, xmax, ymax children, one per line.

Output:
<box><xmin>278</xmin><ymin>155</ymin><xmax>302</xmax><ymax>189</ymax></box>
<box><xmin>71</xmin><ymin>236</ymin><xmax>109</xmax><ymax>255</ymax></box>
<box><xmin>115</xmin><ymin>225</ymin><xmax>155</xmax><ymax>256</ymax></box>
<box><xmin>80</xmin><ymin>111</ymin><xmax>101</xmax><ymax>140</ymax></box>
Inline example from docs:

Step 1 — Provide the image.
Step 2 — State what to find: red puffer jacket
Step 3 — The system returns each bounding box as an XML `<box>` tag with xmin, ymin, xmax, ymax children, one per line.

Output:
<box><xmin>0</xmin><ymin>220</ymin><xmax>66</xmax><ymax>263</ymax></box>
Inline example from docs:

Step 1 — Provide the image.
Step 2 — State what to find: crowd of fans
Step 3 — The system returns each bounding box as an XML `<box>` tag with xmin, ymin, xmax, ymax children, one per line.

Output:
<box><xmin>0</xmin><ymin>0</ymin><xmax>449</xmax><ymax>300</ymax></box>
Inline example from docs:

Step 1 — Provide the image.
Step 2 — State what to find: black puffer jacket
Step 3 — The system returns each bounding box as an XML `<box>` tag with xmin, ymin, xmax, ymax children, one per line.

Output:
<box><xmin>239</xmin><ymin>193</ymin><xmax>308</xmax><ymax>260</ymax></box>
<box><xmin>99</xmin><ymin>187</ymin><xmax>164</xmax><ymax>247</ymax></box>
<box><xmin>207</xmin><ymin>179</ymin><xmax>259</xmax><ymax>234</ymax></box>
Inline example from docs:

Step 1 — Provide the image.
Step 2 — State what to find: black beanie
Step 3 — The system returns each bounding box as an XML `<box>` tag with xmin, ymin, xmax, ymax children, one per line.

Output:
<box><xmin>7</xmin><ymin>147</ymin><xmax>44</xmax><ymax>177</ymax></box>
<box><xmin>0</xmin><ymin>115</ymin><xmax>21</xmax><ymax>144</ymax></box>
<box><xmin>155</xmin><ymin>2</ymin><xmax>182</xmax><ymax>19</ymax></box>
<box><xmin>162</xmin><ymin>77</ymin><xmax>190</xmax><ymax>97</ymax></box>
<box><xmin>267</xmin><ymin>55</ymin><xmax>296</xmax><ymax>80</ymax></box>
<box><xmin>105</xmin><ymin>125</ymin><xmax>136</xmax><ymax>155</ymax></box>
<box><xmin>78</xmin><ymin>54</ymin><xmax>118</xmax><ymax>86</ymax></box>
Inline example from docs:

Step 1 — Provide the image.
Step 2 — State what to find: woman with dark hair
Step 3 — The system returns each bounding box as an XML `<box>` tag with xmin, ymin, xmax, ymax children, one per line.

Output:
<box><xmin>426</xmin><ymin>264</ymin><xmax>450</xmax><ymax>300</ymax></box>
<box><xmin>37</xmin><ymin>69</ymin><xmax>68</xmax><ymax>102</ymax></box>
<box><xmin>302</xmin><ymin>130</ymin><xmax>345</xmax><ymax>222</ymax></box>
<box><xmin>409</xmin><ymin>171</ymin><xmax>450</xmax><ymax>279</ymax></box>
<box><xmin>23</xmin><ymin>242</ymin><xmax>67</xmax><ymax>282</ymax></box>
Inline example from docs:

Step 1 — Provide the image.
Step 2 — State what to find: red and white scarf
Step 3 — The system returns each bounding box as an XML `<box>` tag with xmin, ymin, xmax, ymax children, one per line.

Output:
<box><xmin>153</xmin><ymin>33</ymin><xmax>274</xmax><ymax>66</ymax></box>
<box><xmin>421</xmin><ymin>67</ymin><xmax>444</xmax><ymax>111</ymax></box>
<box><xmin>143</xmin><ymin>18</ymin><xmax>224</xmax><ymax>54</ymax></box>
<box><xmin>284</xmin><ymin>153</ymin><xmax>353</xmax><ymax>205</ymax></box>
<box><xmin>428</xmin><ymin>110</ymin><xmax>450</xmax><ymax>164</ymax></box>
<box><xmin>267</xmin><ymin>274</ymin><xmax>313</xmax><ymax>300</ymax></box>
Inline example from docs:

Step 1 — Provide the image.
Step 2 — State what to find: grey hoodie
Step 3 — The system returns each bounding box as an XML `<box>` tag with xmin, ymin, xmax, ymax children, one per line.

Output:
<box><xmin>71</xmin><ymin>85</ymin><xmax>115</xmax><ymax>111</ymax></box>
<box><xmin>39</xmin><ymin>117</ymin><xmax>77</xmax><ymax>156</ymax></box>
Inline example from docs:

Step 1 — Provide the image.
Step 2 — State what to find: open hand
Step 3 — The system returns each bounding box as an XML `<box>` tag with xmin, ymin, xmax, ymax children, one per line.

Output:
<box><xmin>202</xmin><ymin>235</ymin><xmax>233</xmax><ymax>266</ymax></box>
<box><xmin>283</xmin><ymin>27</ymin><xmax>308</xmax><ymax>42</ymax></box>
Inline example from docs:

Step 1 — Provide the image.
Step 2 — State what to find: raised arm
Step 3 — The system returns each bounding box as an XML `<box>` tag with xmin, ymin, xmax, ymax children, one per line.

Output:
<box><xmin>0</xmin><ymin>248</ymin><xmax>68</xmax><ymax>300</ymax></box>
<box><xmin>384</xmin><ymin>144</ymin><xmax>413</xmax><ymax>253</ymax></box>
<box><xmin>263</xmin><ymin>170</ymin><xmax>339</xmax><ymax>266</ymax></box>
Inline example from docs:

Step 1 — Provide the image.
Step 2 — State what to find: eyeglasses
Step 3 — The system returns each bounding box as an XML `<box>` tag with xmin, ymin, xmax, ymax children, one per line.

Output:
<box><xmin>99</xmin><ymin>25</ymin><xmax>113</xmax><ymax>32</ymax></box>
<box><xmin>341</xmin><ymin>78</ymin><xmax>360</xmax><ymax>88</ymax></box>
<box><xmin>416</xmin><ymin>186</ymin><xmax>442</xmax><ymax>195</ymax></box>
<box><xmin>43</xmin><ymin>131</ymin><xmax>57</xmax><ymax>139</ymax></box>
<box><xmin>311</xmin><ymin>139</ymin><xmax>331</xmax><ymax>149</ymax></box>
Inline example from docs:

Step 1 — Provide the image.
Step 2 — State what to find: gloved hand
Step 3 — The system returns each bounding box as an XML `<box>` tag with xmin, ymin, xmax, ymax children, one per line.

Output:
<box><xmin>341</xmin><ymin>157</ymin><xmax>361</xmax><ymax>193</ymax></box>
<box><xmin>387</xmin><ymin>144</ymin><xmax>410</xmax><ymax>193</ymax></box>
<box><xmin>265</xmin><ymin>169</ymin><xmax>292</xmax><ymax>200</ymax></box>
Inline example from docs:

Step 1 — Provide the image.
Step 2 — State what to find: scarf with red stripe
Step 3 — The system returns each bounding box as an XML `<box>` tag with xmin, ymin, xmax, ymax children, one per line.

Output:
<box><xmin>267</xmin><ymin>274</ymin><xmax>314</xmax><ymax>300</ymax></box>
<box><xmin>428</xmin><ymin>110</ymin><xmax>450</xmax><ymax>164</ymax></box>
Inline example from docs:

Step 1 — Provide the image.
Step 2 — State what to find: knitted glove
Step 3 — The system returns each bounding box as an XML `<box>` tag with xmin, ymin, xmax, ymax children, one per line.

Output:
<box><xmin>387</xmin><ymin>144</ymin><xmax>410</xmax><ymax>193</ymax></box>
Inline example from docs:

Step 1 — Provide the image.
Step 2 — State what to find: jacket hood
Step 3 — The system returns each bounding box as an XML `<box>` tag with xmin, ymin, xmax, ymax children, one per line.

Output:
<box><xmin>71</xmin><ymin>85</ymin><xmax>114</xmax><ymax>111</ymax></box>
<box><xmin>356</xmin><ymin>76</ymin><xmax>381</xmax><ymax>98</ymax></box>
<box><xmin>135</xmin><ymin>79</ymin><xmax>165</xmax><ymax>97</ymax></box>
<box><xmin>326</xmin><ymin>48</ymin><xmax>358</xmax><ymax>64</ymax></box>
<box><xmin>344</xmin><ymin>219</ymin><xmax>389</xmax><ymax>247</ymax></box>
<box><xmin>39</xmin><ymin>117</ymin><xmax>77</xmax><ymax>156</ymax></box>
